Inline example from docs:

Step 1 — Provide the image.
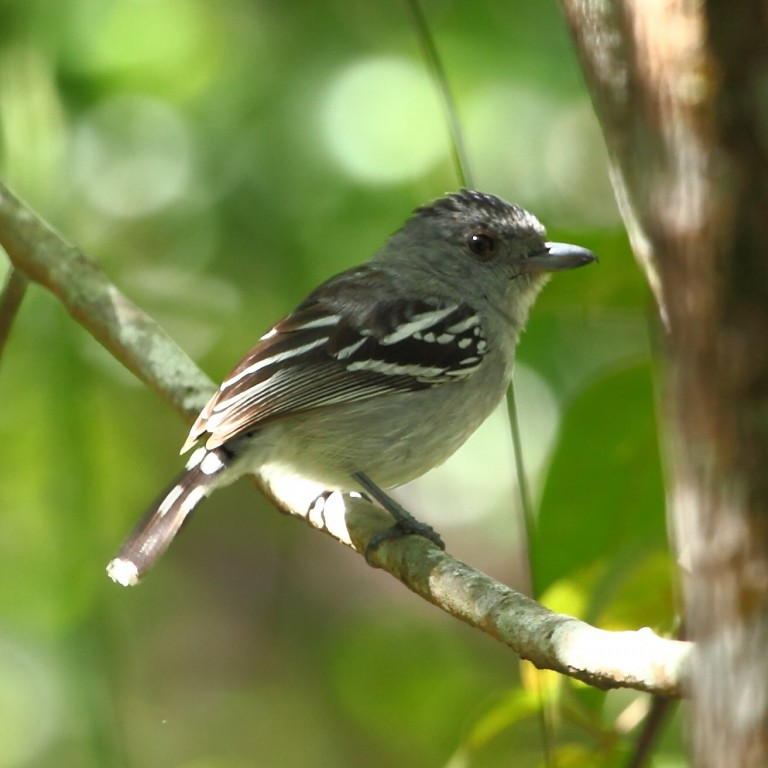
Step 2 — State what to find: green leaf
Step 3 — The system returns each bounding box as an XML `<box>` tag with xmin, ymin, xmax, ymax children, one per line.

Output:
<box><xmin>533</xmin><ymin>363</ymin><xmax>668</xmax><ymax>603</ymax></box>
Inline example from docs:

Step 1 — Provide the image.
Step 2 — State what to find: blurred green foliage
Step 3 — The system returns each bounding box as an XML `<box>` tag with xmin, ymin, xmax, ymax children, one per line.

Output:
<box><xmin>0</xmin><ymin>0</ymin><xmax>682</xmax><ymax>766</ymax></box>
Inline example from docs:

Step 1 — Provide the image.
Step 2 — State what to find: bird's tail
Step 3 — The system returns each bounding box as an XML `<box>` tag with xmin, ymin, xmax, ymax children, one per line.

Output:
<box><xmin>106</xmin><ymin>446</ymin><xmax>231</xmax><ymax>586</ymax></box>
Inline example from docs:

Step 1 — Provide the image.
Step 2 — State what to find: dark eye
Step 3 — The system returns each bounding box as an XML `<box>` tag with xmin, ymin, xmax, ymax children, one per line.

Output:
<box><xmin>467</xmin><ymin>232</ymin><xmax>496</xmax><ymax>259</ymax></box>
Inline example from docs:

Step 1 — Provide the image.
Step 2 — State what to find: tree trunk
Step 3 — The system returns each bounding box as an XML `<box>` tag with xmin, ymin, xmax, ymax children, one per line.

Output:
<box><xmin>560</xmin><ymin>1</ymin><xmax>768</xmax><ymax>764</ymax></box>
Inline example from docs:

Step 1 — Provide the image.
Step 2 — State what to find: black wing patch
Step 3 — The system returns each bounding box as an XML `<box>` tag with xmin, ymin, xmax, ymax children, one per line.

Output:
<box><xmin>183</xmin><ymin>268</ymin><xmax>489</xmax><ymax>451</ymax></box>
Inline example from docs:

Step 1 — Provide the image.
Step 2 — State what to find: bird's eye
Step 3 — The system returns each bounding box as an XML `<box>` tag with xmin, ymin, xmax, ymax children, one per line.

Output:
<box><xmin>467</xmin><ymin>232</ymin><xmax>496</xmax><ymax>259</ymax></box>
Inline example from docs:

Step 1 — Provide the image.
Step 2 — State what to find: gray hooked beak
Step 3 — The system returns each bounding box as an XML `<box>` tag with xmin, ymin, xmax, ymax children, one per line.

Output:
<box><xmin>522</xmin><ymin>241</ymin><xmax>597</xmax><ymax>273</ymax></box>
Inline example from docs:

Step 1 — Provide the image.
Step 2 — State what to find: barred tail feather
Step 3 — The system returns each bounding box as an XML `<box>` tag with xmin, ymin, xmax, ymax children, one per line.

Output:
<box><xmin>106</xmin><ymin>447</ymin><xmax>231</xmax><ymax>586</ymax></box>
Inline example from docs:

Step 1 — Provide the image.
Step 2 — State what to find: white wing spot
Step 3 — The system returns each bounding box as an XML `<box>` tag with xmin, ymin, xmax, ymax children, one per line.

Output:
<box><xmin>293</xmin><ymin>314</ymin><xmax>341</xmax><ymax>330</ymax></box>
<box><xmin>221</xmin><ymin>337</ymin><xmax>327</xmax><ymax>389</ymax></box>
<box><xmin>458</xmin><ymin>338</ymin><xmax>472</xmax><ymax>349</ymax></box>
<box><xmin>185</xmin><ymin>447</ymin><xmax>207</xmax><ymax>470</ymax></box>
<box><xmin>211</xmin><ymin>369</ymin><xmax>282</xmax><ymax>414</ymax></box>
<box><xmin>200</xmin><ymin>451</ymin><xmax>224</xmax><ymax>475</ymax></box>
<box><xmin>380</xmin><ymin>305</ymin><xmax>459</xmax><ymax>345</ymax></box>
<box><xmin>446</xmin><ymin>315</ymin><xmax>480</xmax><ymax>334</ymax></box>
<box><xmin>335</xmin><ymin>338</ymin><xmax>366</xmax><ymax>360</ymax></box>
<box><xmin>347</xmin><ymin>360</ymin><xmax>446</xmax><ymax>378</ymax></box>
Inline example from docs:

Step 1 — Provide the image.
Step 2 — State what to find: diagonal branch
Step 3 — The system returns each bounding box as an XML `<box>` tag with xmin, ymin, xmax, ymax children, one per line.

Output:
<box><xmin>0</xmin><ymin>183</ymin><xmax>214</xmax><ymax>422</ymax></box>
<box><xmin>0</xmin><ymin>178</ymin><xmax>691</xmax><ymax>697</ymax></box>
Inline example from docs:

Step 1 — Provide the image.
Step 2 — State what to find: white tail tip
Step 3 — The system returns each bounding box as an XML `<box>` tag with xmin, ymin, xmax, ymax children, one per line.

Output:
<box><xmin>107</xmin><ymin>558</ymin><xmax>140</xmax><ymax>587</ymax></box>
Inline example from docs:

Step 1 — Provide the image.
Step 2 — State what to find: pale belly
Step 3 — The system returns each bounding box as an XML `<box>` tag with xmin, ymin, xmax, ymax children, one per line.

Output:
<box><xmin>250</xmin><ymin>356</ymin><xmax>512</xmax><ymax>493</ymax></box>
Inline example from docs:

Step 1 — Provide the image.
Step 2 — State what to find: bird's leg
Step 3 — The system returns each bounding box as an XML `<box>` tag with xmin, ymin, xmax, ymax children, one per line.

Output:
<box><xmin>352</xmin><ymin>471</ymin><xmax>445</xmax><ymax>560</ymax></box>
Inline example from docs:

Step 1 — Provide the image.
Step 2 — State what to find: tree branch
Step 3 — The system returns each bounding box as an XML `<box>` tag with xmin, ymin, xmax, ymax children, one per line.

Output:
<box><xmin>0</xmin><ymin>184</ymin><xmax>214</xmax><ymax>421</ymax></box>
<box><xmin>0</xmin><ymin>178</ymin><xmax>691</xmax><ymax>698</ymax></box>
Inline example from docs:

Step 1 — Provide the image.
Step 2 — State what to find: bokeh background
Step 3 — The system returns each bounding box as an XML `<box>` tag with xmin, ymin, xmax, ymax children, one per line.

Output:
<box><xmin>0</xmin><ymin>1</ymin><xmax>682</xmax><ymax>766</ymax></box>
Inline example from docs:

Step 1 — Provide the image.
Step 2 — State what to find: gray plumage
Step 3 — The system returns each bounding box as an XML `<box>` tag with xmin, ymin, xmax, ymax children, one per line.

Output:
<box><xmin>107</xmin><ymin>190</ymin><xmax>595</xmax><ymax>586</ymax></box>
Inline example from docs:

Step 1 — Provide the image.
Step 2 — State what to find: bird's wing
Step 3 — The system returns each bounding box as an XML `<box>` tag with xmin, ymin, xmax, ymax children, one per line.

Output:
<box><xmin>183</xmin><ymin>267</ymin><xmax>489</xmax><ymax>451</ymax></box>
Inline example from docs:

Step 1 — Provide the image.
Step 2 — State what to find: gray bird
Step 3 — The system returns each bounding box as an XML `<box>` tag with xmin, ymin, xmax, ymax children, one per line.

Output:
<box><xmin>107</xmin><ymin>189</ymin><xmax>595</xmax><ymax>586</ymax></box>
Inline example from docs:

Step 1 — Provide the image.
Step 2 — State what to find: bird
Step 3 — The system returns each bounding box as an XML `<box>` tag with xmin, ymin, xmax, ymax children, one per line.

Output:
<box><xmin>107</xmin><ymin>189</ymin><xmax>595</xmax><ymax>586</ymax></box>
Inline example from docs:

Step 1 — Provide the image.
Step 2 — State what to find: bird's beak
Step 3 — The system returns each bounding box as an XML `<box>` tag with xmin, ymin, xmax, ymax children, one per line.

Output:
<box><xmin>522</xmin><ymin>241</ymin><xmax>597</xmax><ymax>273</ymax></box>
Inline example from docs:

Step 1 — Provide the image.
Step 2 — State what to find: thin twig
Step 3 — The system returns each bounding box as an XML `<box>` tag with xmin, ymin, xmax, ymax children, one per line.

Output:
<box><xmin>405</xmin><ymin>0</ymin><xmax>474</xmax><ymax>188</ymax></box>
<box><xmin>406</xmin><ymin>5</ymin><xmax>550</xmax><ymax>755</ymax></box>
<box><xmin>624</xmin><ymin>622</ymin><xmax>684</xmax><ymax>768</ymax></box>
<box><xmin>624</xmin><ymin>696</ymin><xmax>676</xmax><ymax>768</ymax></box>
